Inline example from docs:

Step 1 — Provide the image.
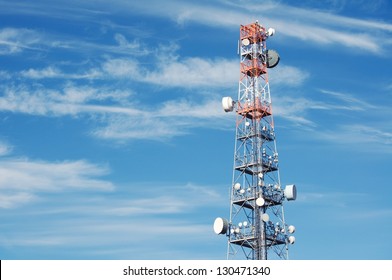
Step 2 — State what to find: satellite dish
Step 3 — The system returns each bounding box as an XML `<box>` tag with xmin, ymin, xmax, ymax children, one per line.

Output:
<box><xmin>288</xmin><ymin>225</ymin><xmax>296</xmax><ymax>234</ymax></box>
<box><xmin>234</xmin><ymin>183</ymin><xmax>241</xmax><ymax>190</ymax></box>
<box><xmin>261</xmin><ymin>213</ymin><xmax>270</xmax><ymax>222</ymax></box>
<box><xmin>256</xmin><ymin>197</ymin><xmax>265</xmax><ymax>207</ymax></box>
<box><xmin>284</xmin><ymin>184</ymin><xmax>297</xmax><ymax>201</ymax></box>
<box><xmin>213</xmin><ymin>217</ymin><xmax>228</xmax><ymax>235</ymax></box>
<box><xmin>242</xmin><ymin>38</ymin><xmax>250</xmax><ymax>46</ymax></box>
<box><xmin>267</xmin><ymin>27</ymin><xmax>275</xmax><ymax>37</ymax></box>
<box><xmin>222</xmin><ymin>96</ymin><xmax>234</xmax><ymax>112</ymax></box>
<box><xmin>266</xmin><ymin>49</ymin><xmax>280</xmax><ymax>68</ymax></box>
<box><xmin>288</xmin><ymin>236</ymin><xmax>296</xmax><ymax>244</ymax></box>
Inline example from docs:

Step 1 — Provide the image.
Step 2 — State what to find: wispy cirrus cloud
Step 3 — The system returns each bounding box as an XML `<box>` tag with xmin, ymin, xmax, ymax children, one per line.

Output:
<box><xmin>0</xmin><ymin>82</ymin><xmax>229</xmax><ymax>140</ymax></box>
<box><xmin>2</xmin><ymin>1</ymin><xmax>391</xmax><ymax>54</ymax></box>
<box><xmin>269</xmin><ymin>65</ymin><xmax>310</xmax><ymax>87</ymax></box>
<box><xmin>0</xmin><ymin>28</ymin><xmax>42</xmax><ymax>54</ymax></box>
<box><xmin>0</xmin><ymin>141</ymin><xmax>12</xmax><ymax>156</ymax></box>
<box><xmin>0</xmin><ymin>216</ymin><xmax>217</xmax><ymax>259</ymax></box>
<box><xmin>0</xmin><ymin>177</ymin><xmax>224</xmax><ymax>258</ymax></box>
<box><xmin>0</xmin><ymin>84</ymin><xmax>134</xmax><ymax>116</ymax></box>
<box><xmin>114</xmin><ymin>0</ymin><xmax>392</xmax><ymax>54</ymax></box>
<box><xmin>19</xmin><ymin>54</ymin><xmax>308</xmax><ymax>89</ymax></box>
<box><xmin>99</xmin><ymin>56</ymin><xmax>235</xmax><ymax>88</ymax></box>
<box><xmin>1</xmin><ymin>31</ymin><xmax>310</xmax><ymax>141</ymax></box>
<box><xmin>20</xmin><ymin>66</ymin><xmax>101</xmax><ymax>80</ymax></box>
<box><xmin>273</xmin><ymin>95</ymin><xmax>322</xmax><ymax>127</ymax></box>
<box><xmin>314</xmin><ymin>124</ymin><xmax>392</xmax><ymax>148</ymax></box>
<box><xmin>319</xmin><ymin>89</ymin><xmax>376</xmax><ymax>110</ymax></box>
<box><xmin>0</xmin><ymin>70</ymin><xmax>11</xmax><ymax>79</ymax></box>
<box><xmin>0</xmin><ymin>158</ymin><xmax>114</xmax><ymax>208</ymax></box>
<box><xmin>272</xmin><ymin>87</ymin><xmax>392</xmax><ymax>151</ymax></box>
<box><xmin>0</xmin><ymin>25</ymin><xmax>148</xmax><ymax>59</ymax></box>
<box><xmin>91</xmin><ymin>98</ymin><xmax>229</xmax><ymax>141</ymax></box>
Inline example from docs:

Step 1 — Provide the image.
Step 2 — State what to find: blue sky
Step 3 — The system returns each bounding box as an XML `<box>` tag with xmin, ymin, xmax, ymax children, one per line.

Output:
<box><xmin>0</xmin><ymin>0</ymin><xmax>391</xmax><ymax>260</ymax></box>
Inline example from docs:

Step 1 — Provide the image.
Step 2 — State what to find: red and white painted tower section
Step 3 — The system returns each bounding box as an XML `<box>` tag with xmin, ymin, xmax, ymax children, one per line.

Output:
<box><xmin>214</xmin><ymin>21</ymin><xmax>297</xmax><ymax>260</ymax></box>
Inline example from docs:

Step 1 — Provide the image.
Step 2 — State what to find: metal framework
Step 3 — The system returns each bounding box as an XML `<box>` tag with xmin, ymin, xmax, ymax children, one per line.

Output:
<box><xmin>215</xmin><ymin>21</ymin><xmax>296</xmax><ymax>260</ymax></box>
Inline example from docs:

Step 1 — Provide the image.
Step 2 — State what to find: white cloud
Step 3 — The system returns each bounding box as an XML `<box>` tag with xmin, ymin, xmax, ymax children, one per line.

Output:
<box><xmin>274</xmin><ymin>21</ymin><xmax>381</xmax><ymax>53</ymax></box>
<box><xmin>272</xmin><ymin>86</ymin><xmax>392</xmax><ymax>128</ymax></box>
<box><xmin>102</xmin><ymin>182</ymin><xmax>223</xmax><ymax>216</ymax></box>
<box><xmin>20</xmin><ymin>67</ymin><xmax>61</xmax><ymax>79</ymax></box>
<box><xmin>101</xmin><ymin>55</ymin><xmax>308</xmax><ymax>89</ymax></box>
<box><xmin>0</xmin><ymin>158</ymin><xmax>114</xmax><ymax>208</ymax></box>
<box><xmin>92</xmin><ymin>98</ymin><xmax>230</xmax><ymax>141</ymax></box>
<box><xmin>113</xmin><ymin>33</ymin><xmax>146</xmax><ymax>54</ymax></box>
<box><xmin>297</xmin><ymin>190</ymin><xmax>366</xmax><ymax>206</ymax></box>
<box><xmin>0</xmin><ymin>70</ymin><xmax>11</xmax><ymax>79</ymax></box>
<box><xmin>1</xmin><ymin>81</ymin><xmax>232</xmax><ymax>141</ymax></box>
<box><xmin>101</xmin><ymin>56</ymin><xmax>238</xmax><ymax>88</ymax></box>
<box><xmin>3</xmin><ymin>1</ymin><xmax>391</xmax><ymax>54</ymax></box>
<box><xmin>0</xmin><ymin>23</ymin><xmax>149</xmax><ymax>58</ymax></box>
<box><xmin>0</xmin><ymin>216</ymin><xmax>216</xmax><ymax>259</ymax></box>
<box><xmin>320</xmin><ymin>89</ymin><xmax>376</xmax><ymax>111</ymax></box>
<box><xmin>269</xmin><ymin>65</ymin><xmax>310</xmax><ymax>87</ymax></box>
<box><xmin>144</xmin><ymin>57</ymin><xmax>238</xmax><ymax>88</ymax></box>
<box><xmin>92</xmin><ymin>114</ymin><xmax>187</xmax><ymax>140</ymax></box>
<box><xmin>0</xmin><ymin>180</ymin><xmax>224</xmax><ymax>258</ymax></box>
<box><xmin>0</xmin><ymin>28</ymin><xmax>41</xmax><ymax>54</ymax></box>
<box><xmin>0</xmin><ymin>141</ymin><xmax>12</xmax><ymax>156</ymax></box>
<box><xmin>101</xmin><ymin>58</ymin><xmax>140</xmax><ymax>78</ymax></box>
<box><xmin>20</xmin><ymin>66</ymin><xmax>102</xmax><ymax>80</ymax></box>
<box><xmin>118</xmin><ymin>0</ymin><xmax>392</xmax><ymax>54</ymax></box>
<box><xmin>0</xmin><ymin>84</ymin><xmax>135</xmax><ymax>116</ymax></box>
<box><xmin>0</xmin><ymin>82</ymin><xmax>231</xmax><ymax>141</ymax></box>
<box><xmin>343</xmin><ymin>208</ymin><xmax>392</xmax><ymax>220</ymax></box>
<box><xmin>273</xmin><ymin>95</ymin><xmax>326</xmax><ymax>126</ymax></box>
<box><xmin>321</xmin><ymin>124</ymin><xmax>392</xmax><ymax>146</ymax></box>
<box><xmin>0</xmin><ymin>192</ymin><xmax>36</xmax><ymax>209</ymax></box>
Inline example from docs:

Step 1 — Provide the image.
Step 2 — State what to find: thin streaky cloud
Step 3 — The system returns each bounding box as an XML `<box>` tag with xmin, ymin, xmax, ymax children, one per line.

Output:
<box><xmin>115</xmin><ymin>0</ymin><xmax>391</xmax><ymax>54</ymax></box>
<box><xmin>310</xmin><ymin>124</ymin><xmax>392</xmax><ymax>152</ymax></box>
<box><xmin>0</xmin><ymin>142</ymin><xmax>12</xmax><ymax>156</ymax></box>
<box><xmin>320</xmin><ymin>89</ymin><xmax>376</xmax><ymax>109</ymax></box>
<box><xmin>0</xmin><ymin>28</ymin><xmax>42</xmax><ymax>54</ymax></box>
<box><xmin>0</xmin><ymin>157</ymin><xmax>114</xmax><ymax>208</ymax></box>
<box><xmin>20</xmin><ymin>67</ymin><xmax>102</xmax><ymax>80</ymax></box>
<box><xmin>2</xmin><ymin>1</ymin><xmax>391</xmax><ymax>54</ymax></box>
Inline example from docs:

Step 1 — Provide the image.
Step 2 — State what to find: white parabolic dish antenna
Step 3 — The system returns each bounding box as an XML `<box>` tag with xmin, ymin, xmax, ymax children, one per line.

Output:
<box><xmin>222</xmin><ymin>96</ymin><xmax>234</xmax><ymax>112</ymax></box>
<box><xmin>261</xmin><ymin>213</ymin><xmax>270</xmax><ymax>222</ymax></box>
<box><xmin>213</xmin><ymin>217</ymin><xmax>228</xmax><ymax>235</ymax></box>
<box><xmin>256</xmin><ymin>197</ymin><xmax>265</xmax><ymax>207</ymax></box>
<box><xmin>242</xmin><ymin>38</ymin><xmax>250</xmax><ymax>46</ymax></box>
<box><xmin>266</xmin><ymin>49</ymin><xmax>280</xmax><ymax>68</ymax></box>
<box><xmin>284</xmin><ymin>184</ymin><xmax>297</xmax><ymax>201</ymax></box>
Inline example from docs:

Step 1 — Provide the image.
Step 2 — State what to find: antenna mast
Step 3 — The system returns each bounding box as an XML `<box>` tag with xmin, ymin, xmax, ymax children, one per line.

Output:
<box><xmin>214</xmin><ymin>21</ymin><xmax>297</xmax><ymax>260</ymax></box>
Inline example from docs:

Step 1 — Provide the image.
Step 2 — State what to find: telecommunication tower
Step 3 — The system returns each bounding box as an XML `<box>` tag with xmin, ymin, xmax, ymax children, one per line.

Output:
<box><xmin>213</xmin><ymin>21</ymin><xmax>297</xmax><ymax>260</ymax></box>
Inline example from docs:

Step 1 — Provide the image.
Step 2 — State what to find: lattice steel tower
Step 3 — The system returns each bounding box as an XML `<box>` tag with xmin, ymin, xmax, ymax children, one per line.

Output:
<box><xmin>214</xmin><ymin>21</ymin><xmax>297</xmax><ymax>260</ymax></box>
